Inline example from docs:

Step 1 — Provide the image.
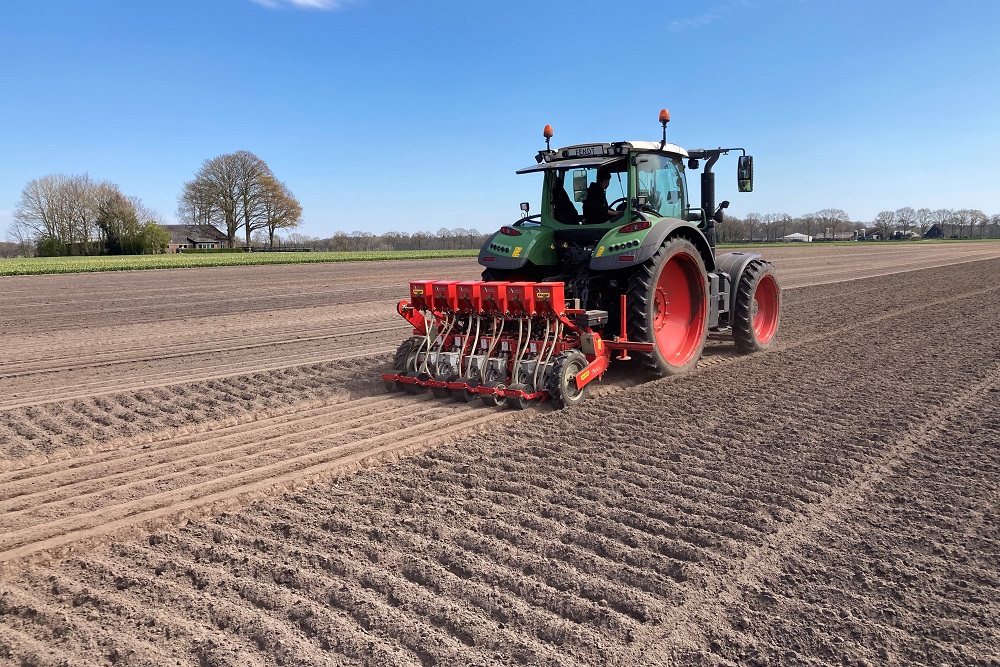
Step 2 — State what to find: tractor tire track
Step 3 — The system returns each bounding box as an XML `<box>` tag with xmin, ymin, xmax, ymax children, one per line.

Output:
<box><xmin>3</xmin><ymin>256</ymin><xmax>989</xmax><ymax>666</ymax></box>
<box><xmin>0</xmin><ymin>250</ymin><xmax>999</xmax><ymax>666</ymax></box>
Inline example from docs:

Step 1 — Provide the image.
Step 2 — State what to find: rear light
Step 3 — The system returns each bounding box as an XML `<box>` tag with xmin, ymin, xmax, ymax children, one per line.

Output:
<box><xmin>619</xmin><ymin>255</ymin><xmax>635</xmax><ymax>262</ymax></box>
<box><xmin>499</xmin><ymin>226</ymin><xmax>522</xmax><ymax>236</ymax></box>
<box><xmin>619</xmin><ymin>221</ymin><xmax>651</xmax><ymax>234</ymax></box>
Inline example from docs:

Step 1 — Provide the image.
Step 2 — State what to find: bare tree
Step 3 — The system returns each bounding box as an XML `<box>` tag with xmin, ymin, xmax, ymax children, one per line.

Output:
<box><xmin>895</xmin><ymin>207</ymin><xmax>916</xmax><ymax>237</ymax></box>
<box><xmin>970</xmin><ymin>209</ymin><xmax>988</xmax><ymax>238</ymax></box>
<box><xmin>815</xmin><ymin>208</ymin><xmax>850</xmax><ymax>240</ymax></box>
<box><xmin>873</xmin><ymin>211</ymin><xmax>895</xmax><ymax>240</ymax></box>
<box><xmin>235</xmin><ymin>152</ymin><xmax>275</xmax><ymax>246</ymax></box>
<box><xmin>260</xmin><ymin>177</ymin><xmax>303</xmax><ymax>248</ymax></box>
<box><xmin>11</xmin><ymin>174</ymin><xmax>111</xmax><ymax>255</ymax></box>
<box><xmin>744</xmin><ymin>212</ymin><xmax>762</xmax><ymax>242</ymax></box>
<box><xmin>915</xmin><ymin>208</ymin><xmax>932</xmax><ymax>237</ymax></box>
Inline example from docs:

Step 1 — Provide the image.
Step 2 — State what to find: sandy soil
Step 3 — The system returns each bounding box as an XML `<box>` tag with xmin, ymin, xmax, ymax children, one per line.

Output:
<box><xmin>0</xmin><ymin>243</ymin><xmax>998</xmax><ymax>666</ymax></box>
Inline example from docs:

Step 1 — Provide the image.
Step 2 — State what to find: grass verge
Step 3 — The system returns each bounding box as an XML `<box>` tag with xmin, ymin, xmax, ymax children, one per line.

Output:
<box><xmin>0</xmin><ymin>249</ymin><xmax>481</xmax><ymax>276</ymax></box>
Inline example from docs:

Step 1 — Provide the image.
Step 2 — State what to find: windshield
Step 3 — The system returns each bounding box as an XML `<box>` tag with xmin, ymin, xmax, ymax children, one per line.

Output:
<box><xmin>546</xmin><ymin>162</ymin><xmax>627</xmax><ymax>225</ymax></box>
<box><xmin>540</xmin><ymin>152</ymin><xmax>686</xmax><ymax>225</ymax></box>
<box><xmin>635</xmin><ymin>153</ymin><xmax>685</xmax><ymax>218</ymax></box>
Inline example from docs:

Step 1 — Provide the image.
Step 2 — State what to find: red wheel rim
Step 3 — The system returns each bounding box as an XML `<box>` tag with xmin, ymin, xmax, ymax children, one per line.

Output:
<box><xmin>752</xmin><ymin>273</ymin><xmax>779</xmax><ymax>344</ymax></box>
<box><xmin>653</xmin><ymin>252</ymin><xmax>707</xmax><ymax>366</ymax></box>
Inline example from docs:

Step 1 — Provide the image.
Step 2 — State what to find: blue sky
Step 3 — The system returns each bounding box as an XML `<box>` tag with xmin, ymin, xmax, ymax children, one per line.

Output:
<box><xmin>1</xmin><ymin>0</ymin><xmax>998</xmax><ymax>238</ymax></box>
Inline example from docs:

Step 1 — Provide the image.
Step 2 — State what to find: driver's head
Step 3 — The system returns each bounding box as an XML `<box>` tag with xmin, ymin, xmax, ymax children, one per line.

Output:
<box><xmin>597</xmin><ymin>168</ymin><xmax>612</xmax><ymax>188</ymax></box>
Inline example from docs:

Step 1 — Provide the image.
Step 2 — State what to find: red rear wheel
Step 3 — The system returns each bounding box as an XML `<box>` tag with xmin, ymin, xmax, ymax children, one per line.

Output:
<box><xmin>733</xmin><ymin>261</ymin><xmax>781</xmax><ymax>353</ymax></box>
<box><xmin>627</xmin><ymin>237</ymin><xmax>709</xmax><ymax>376</ymax></box>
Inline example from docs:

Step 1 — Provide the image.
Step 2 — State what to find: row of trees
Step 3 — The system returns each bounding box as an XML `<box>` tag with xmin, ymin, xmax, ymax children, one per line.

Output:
<box><xmin>7</xmin><ymin>174</ymin><xmax>169</xmax><ymax>256</ymax></box>
<box><xmin>265</xmin><ymin>228</ymin><xmax>493</xmax><ymax>252</ymax></box>
<box><xmin>716</xmin><ymin>207</ymin><xmax>1000</xmax><ymax>243</ymax></box>
<box><xmin>177</xmin><ymin>151</ymin><xmax>302</xmax><ymax>248</ymax></box>
<box><xmin>265</xmin><ymin>206</ymin><xmax>1000</xmax><ymax>252</ymax></box>
<box><xmin>3</xmin><ymin>151</ymin><xmax>303</xmax><ymax>256</ymax></box>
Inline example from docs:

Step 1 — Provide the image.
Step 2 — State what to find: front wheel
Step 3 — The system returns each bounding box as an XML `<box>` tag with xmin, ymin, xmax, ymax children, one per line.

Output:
<box><xmin>626</xmin><ymin>237</ymin><xmax>709</xmax><ymax>376</ymax></box>
<box><xmin>732</xmin><ymin>261</ymin><xmax>780</xmax><ymax>353</ymax></box>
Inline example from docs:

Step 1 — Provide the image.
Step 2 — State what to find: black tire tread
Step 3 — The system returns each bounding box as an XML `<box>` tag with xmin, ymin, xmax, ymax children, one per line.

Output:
<box><xmin>625</xmin><ymin>237</ymin><xmax>708</xmax><ymax>377</ymax></box>
<box><xmin>546</xmin><ymin>350</ymin><xmax>589</xmax><ymax>409</ymax></box>
<box><xmin>732</xmin><ymin>260</ymin><xmax>779</xmax><ymax>354</ymax></box>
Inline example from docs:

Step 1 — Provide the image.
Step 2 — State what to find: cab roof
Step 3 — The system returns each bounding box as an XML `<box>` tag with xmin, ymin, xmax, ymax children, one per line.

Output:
<box><xmin>516</xmin><ymin>141</ymin><xmax>689</xmax><ymax>174</ymax></box>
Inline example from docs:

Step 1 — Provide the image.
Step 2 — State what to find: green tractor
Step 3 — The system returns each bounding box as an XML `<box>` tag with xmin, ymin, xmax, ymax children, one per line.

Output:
<box><xmin>383</xmin><ymin>110</ymin><xmax>779</xmax><ymax>408</ymax></box>
<box><xmin>478</xmin><ymin>110</ymin><xmax>780</xmax><ymax>377</ymax></box>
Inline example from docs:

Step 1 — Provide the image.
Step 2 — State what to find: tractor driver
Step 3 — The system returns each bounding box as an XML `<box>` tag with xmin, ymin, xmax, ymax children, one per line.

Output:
<box><xmin>583</xmin><ymin>168</ymin><xmax>620</xmax><ymax>225</ymax></box>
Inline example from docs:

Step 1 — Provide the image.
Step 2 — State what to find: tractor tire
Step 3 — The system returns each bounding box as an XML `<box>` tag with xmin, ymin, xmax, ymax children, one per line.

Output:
<box><xmin>546</xmin><ymin>350</ymin><xmax>590</xmax><ymax>409</ymax></box>
<box><xmin>626</xmin><ymin>237</ymin><xmax>709</xmax><ymax>377</ymax></box>
<box><xmin>732</xmin><ymin>261</ymin><xmax>780</xmax><ymax>353</ymax></box>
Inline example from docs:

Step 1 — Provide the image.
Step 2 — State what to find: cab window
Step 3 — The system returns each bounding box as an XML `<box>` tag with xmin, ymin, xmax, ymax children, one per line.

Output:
<box><xmin>635</xmin><ymin>154</ymin><xmax>684</xmax><ymax>218</ymax></box>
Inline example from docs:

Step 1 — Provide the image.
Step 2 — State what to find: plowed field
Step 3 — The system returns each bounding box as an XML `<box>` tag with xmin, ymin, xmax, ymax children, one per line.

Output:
<box><xmin>1</xmin><ymin>243</ymin><xmax>998</xmax><ymax>666</ymax></box>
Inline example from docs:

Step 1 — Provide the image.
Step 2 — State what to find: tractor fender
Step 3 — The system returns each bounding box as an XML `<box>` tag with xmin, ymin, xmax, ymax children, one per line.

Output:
<box><xmin>478</xmin><ymin>226</ymin><xmax>556</xmax><ymax>271</ymax></box>
<box><xmin>589</xmin><ymin>218</ymin><xmax>716</xmax><ymax>272</ymax></box>
<box><xmin>715</xmin><ymin>251</ymin><xmax>764</xmax><ymax>292</ymax></box>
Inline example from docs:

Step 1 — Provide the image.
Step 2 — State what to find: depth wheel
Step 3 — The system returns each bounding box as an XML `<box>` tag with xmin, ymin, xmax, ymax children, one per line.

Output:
<box><xmin>626</xmin><ymin>237</ymin><xmax>708</xmax><ymax>377</ymax></box>
<box><xmin>404</xmin><ymin>372</ymin><xmax>431</xmax><ymax>395</ymax></box>
<box><xmin>546</xmin><ymin>351</ymin><xmax>590</xmax><ymax>409</ymax></box>
<box><xmin>481</xmin><ymin>381</ymin><xmax>505</xmax><ymax>407</ymax></box>
<box><xmin>733</xmin><ymin>261</ymin><xmax>780</xmax><ymax>353</ymax></box>
<box><xmin>431</xmin><ymin>373</ymin><xmax>457</xmax><ymax>399</ymax></box>
<box><xmin>452</xmin><ymin>377</ymin><xmax>478</xmax><ymax>403</ymax></box>
<box><xmin>392</xmin><ymin>337</ymin><xmax>423</xmax><ymax>372</ymax></box>
<box><xmin>387</xmin><ymin>337</ymin><xmax>423</xmax><ymax>393</ymax></box>
<box><xmin>505</xmin><ymin>383</ymin><xmax>533</xmax><ymax>410</ymax></box>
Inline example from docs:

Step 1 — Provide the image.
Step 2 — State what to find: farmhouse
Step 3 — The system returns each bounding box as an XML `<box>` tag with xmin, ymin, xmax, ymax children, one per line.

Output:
<box><xmin>160</xmin><ymin>224</ymin><xmax>230</xmax><ymax>253</ymax></box>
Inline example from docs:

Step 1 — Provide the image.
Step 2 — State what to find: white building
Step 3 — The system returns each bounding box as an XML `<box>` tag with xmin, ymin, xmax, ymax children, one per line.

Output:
<box><xmin>782</xmin><ymin>232</ymin><xmax>813</xmax><ymax>242</ymax></box>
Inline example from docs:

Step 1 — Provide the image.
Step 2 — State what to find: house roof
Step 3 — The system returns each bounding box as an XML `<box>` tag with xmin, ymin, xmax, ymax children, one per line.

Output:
<box><xmin>159</xmin><ymin>224</ymin><xmax>229</xmax><ymax>245</ymax></box>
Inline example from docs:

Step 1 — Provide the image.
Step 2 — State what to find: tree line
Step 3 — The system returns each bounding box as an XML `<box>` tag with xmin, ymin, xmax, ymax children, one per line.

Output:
<box><xmin>716</xmin><ymin>207</ymin><xmax>1000</xmax><ymax>243</ymax></box>
<box><xmin>3</xmin><ymin>150</ymin><xmax>302</xmax><ymax>257</ymax></box>
<box><xmin>6</xmin><ymin>174</ymin><xmax>170</xmax><ymax>257</ymax></box>
<box><xmin>267</xmin><ymin>228</ymin><xmax>493</xmax><ymax>252</ymax></box>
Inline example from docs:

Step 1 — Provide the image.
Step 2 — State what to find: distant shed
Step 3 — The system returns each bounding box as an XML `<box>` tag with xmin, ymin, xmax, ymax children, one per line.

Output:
<box><xmin>782</xmin><ymin>232</ymin><xmax>813</xmax><ymax>242</ymax></box>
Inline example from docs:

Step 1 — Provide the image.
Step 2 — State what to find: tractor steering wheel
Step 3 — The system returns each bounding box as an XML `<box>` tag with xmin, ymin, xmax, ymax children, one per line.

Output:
<box><xmin>609</xmin><ymin>197</ymin><xmax>628</xmax><ymax>212</ymax></box>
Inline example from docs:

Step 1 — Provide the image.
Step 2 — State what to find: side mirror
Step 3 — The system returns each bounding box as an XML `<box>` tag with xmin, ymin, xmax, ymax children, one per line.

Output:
<box><xmin>738</xmin><ymin>156</ymin><xmax>754</xmax><ymax>193</ymax></box>
<box><xmin>520</xmin><ymin>202</ymin><xmax>529</xmax><ymax>219</ymax></box>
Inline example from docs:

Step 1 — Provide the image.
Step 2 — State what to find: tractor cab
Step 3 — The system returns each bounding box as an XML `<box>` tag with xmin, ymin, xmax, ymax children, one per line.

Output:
<box><xmin>517</xmin><ymin>142</ymin><xmax>690</xmax><ymax>229</ymax></box>
<box><xmin>479</xmin><ymin>112</ymin><xmax>754</xmax><ymax>283</ymax></box>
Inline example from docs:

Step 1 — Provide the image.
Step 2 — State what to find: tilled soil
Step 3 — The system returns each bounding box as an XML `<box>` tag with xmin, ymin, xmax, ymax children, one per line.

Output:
<box><xmin>0</xmin><ymin>245</ymin><xmax>998</xmax><ymax>666</ymax></box>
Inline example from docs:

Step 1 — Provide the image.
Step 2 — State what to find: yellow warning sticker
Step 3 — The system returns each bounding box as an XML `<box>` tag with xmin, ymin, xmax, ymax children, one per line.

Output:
<box><xmin>535</xmin><ymin>292</ymin><xmax>550</xmax><ymax>298</ymax></box>
<box><xmin>412</xmin><ymin>289</ymin><xmax>424</xmax><ymax>295</ymax></box>
<box><xmin>512</xmin><ymin>246</ymin><xmax>522</xmax><ymax>258</ymax></box>
<box><xmin>596</xmin><ymin>246</ymin><xmax>605</xmax><ymax>257</ymax></box>
<box><xmin>580</xmin><ymin>370</ymin><xmax>590</xmax><ymax>381</ymax></box>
